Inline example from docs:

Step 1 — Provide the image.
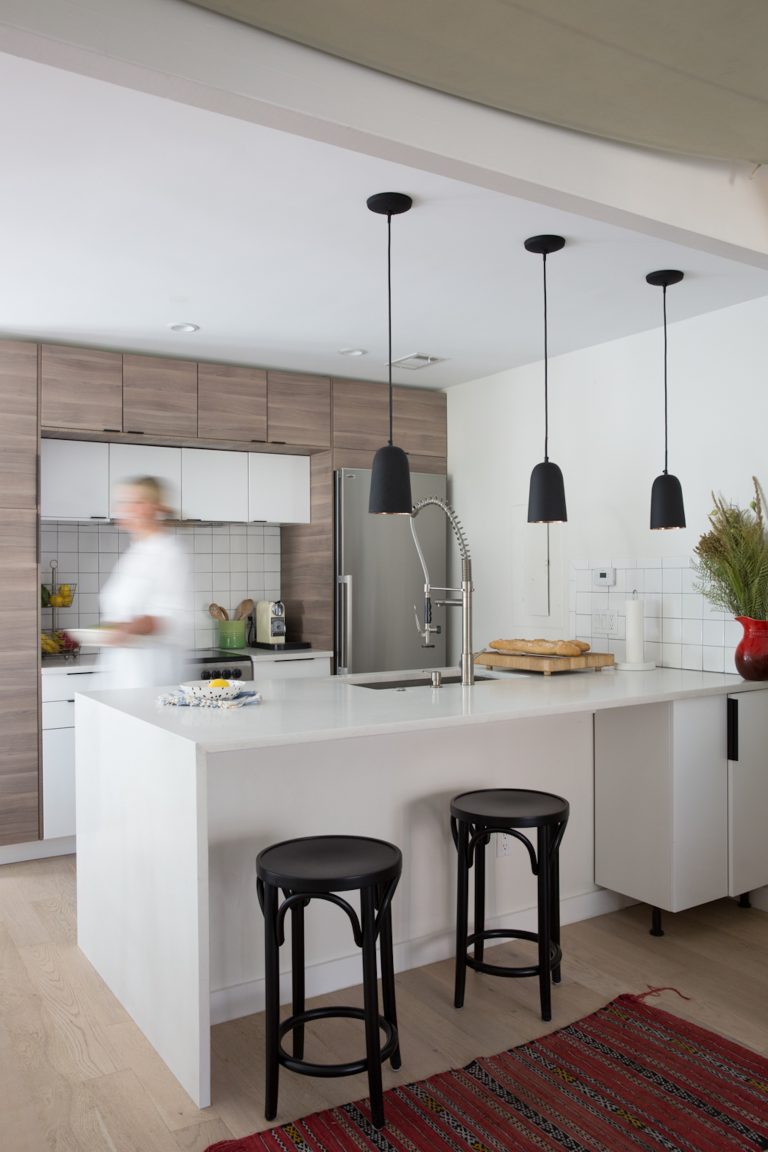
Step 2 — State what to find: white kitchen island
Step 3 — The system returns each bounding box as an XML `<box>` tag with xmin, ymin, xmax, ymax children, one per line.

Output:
<box><xmin>75</xmin><ymin>667</ymin><xmax>766</xmax><ymax>1107</ymax></box>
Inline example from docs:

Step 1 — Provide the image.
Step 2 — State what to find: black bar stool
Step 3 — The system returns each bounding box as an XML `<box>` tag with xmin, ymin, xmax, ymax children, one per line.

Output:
<box><xmin>256</xmin><ymin>834</ymin><xmax>402</xmax><ymax>1130</ymax></box>
<box><xmin>450</xmin><ymin>788</ymin><xmax>569</xmax><ymax>1022</ymax></box>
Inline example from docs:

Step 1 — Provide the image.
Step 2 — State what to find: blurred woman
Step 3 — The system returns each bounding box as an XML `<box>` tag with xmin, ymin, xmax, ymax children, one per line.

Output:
<box><xmin>99</xmin><ymin>476</ymin><xmax>190</xmax><ymax>689</ymax></box>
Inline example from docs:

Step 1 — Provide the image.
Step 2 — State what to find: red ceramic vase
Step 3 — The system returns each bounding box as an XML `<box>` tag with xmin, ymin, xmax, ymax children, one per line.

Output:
<box><xmin>734</xmin><ymin>616</ymin><xmax>768</xmax><ymax>680</ymax></box>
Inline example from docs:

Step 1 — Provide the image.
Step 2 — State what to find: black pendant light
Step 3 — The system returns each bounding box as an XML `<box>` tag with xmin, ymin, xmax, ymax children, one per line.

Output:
<box><xmin>647</xmin><ymin>269</ymin><xmax>686</xmax><ymax>530</ymax></box>
<box><xmin>367</xmin><ymin>192</ymin><xmax>413</xmax><ymax>515</ymax></box>
<box><xmin>525</xmin><ymin>235</ymin><xmax>567</xmax><ymax>523</ymax></box>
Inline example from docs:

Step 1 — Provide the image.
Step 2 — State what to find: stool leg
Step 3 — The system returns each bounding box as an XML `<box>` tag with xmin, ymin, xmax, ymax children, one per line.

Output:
<box><xmin>474</xmin><ymin>830</ymin><xmax>486</xmax><ymax>965</ymax></box>
<box><xmin>551</xmin><ymin>826</ymin><xmax>563</xmax><ymax>984</ymax></box>
<box><xmin>263</xmin><ymin>882</ymin><xmax>280</xmax><ymax>1121</ymax></box>
<box><xmin>290</xmin><ymin>896</ymin><xmax>306</xmax><ymax>1059</ymax></box>
<box><xmin>377</xmin><ymin>884</ymin><xmax>401</xmax><ymax>1070</ymax></box>
<box><xmin>536</xmin><ymin>827</ymin><xmax>552</xmax><ymax>1022</ymax></box>
<box><xmin>454</xmin><ymin>818</ymin><xmax>469</xmax><ymax>1009</ymax></box>
<box><xmin>361</xmin><ymin>886</ymin><xmax>385</xmax><ymax>1129</ymax></box>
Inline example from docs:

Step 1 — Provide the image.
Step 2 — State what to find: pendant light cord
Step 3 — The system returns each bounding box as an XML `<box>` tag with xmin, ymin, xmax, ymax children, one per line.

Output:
<box><xmin>387</xmin><ymin>211</ymin><xmax>393</xmax><ymax>446</ymax></box>
<box><xmin>662</xmin><ymin>284</ymin><xmax>668</xmax><ymax>475</ymax></box>
<box><xmin>543</xmin><ymin>252</ymin><xmax>549</xmax><ymax>462</ymax></box>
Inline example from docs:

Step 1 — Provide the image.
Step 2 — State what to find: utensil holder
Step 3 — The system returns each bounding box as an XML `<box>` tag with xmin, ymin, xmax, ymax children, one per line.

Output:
<box><xmin>218</xmin><ymin>619</ymin><xmax>246</xmax><ymax>649</ymax></box>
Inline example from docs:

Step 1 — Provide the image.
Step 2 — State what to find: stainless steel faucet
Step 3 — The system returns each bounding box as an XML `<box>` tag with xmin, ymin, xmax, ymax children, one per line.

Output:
<box><xmin>410</xmin><ymin>497</ymin><xmax>474</xmax><ymax>686</ymax></box>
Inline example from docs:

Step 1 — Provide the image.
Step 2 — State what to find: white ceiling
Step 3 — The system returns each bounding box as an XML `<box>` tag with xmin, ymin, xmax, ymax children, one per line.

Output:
<box><xmin>188</xmin><ymin>0</ymin><xmax>768</xmax><ymax>166</ymax></box>
<box><xmin>2</xmin><ymin>51</ymin><xmax>768</xmax><ymax>390</ymax></box>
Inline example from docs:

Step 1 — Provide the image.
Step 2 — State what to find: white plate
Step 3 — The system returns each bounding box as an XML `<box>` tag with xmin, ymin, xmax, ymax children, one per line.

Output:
<box><xmin>180</xmin><ymin>679</ymin><xmax>244</xmax><ymax>700</ymax></box>
<box><xmin>67</xmin><ymin>627</ymin><xmax>117</xmax><ymax>647</ymax></box>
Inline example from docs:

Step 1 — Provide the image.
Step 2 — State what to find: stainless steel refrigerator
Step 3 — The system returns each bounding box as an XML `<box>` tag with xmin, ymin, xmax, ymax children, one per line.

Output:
<box><xmin>335</xmin><ymin>468</ymin><xmax>447</xmax><ymax>674</ymax></box>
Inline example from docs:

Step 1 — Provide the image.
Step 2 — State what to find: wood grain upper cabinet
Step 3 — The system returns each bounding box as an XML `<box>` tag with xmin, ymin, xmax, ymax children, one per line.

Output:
<box><xmin>332</xmin><ymin>378</ymin><xmax>389</xmax><ymax>460</ymax></box>
<box><xmin>392</xmin><ymin>386</ymin><xmax>447</xmax><ymax>460</ymax></box>
<box><xmin>41</xmin><ymin>345</ymin><xmax>123</xmax><ymax>433</ymax></box>
<box><xmin>0</xmin><ymin>340</ymin><xmax>38</xmax><ymax>509</ymax></box>
<box><xmin>198</xmin><ymin>363</ymin><xmax>267</xmax><ymax>443</ymax></box>
<box><xmin>123</xmin><ymin>354</ymin><xmax>197</xmax><ymax>438</ymax></box>
<box><xmin>267</xmin><ymin>371</ymin><xmax>331</xmax><ymax>447</ymax></box>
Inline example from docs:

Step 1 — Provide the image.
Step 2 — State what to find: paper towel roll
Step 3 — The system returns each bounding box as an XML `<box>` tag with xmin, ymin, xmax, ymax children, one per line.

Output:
<box><xmin>625</xmin><ymin>597</ymin><xmax>645</xmax><ymax>664</ymax></box>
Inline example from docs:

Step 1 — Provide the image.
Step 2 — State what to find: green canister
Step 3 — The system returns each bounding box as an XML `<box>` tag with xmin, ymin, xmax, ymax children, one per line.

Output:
<box><xmin>218</xmin><ymin>619</ymin><xmax>246</xmax><ymax>649</ymax></box>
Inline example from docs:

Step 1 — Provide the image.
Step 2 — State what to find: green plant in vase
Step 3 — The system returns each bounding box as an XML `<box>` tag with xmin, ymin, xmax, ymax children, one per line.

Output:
<box><xmin>692</xmin><ymin>477</ymin><xmax>768</xmax><ymax>679</ymax></box>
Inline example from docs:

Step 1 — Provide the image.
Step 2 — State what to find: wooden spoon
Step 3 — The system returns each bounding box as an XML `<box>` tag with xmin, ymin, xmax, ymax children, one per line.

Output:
<box><xmin>234</xmin><ymin>598</ymin><xmax>254</xmax><ymax>620</ymax></box>
<box><xmin>208</xmin><ymin>603</ymin><xmax>229</xmax><ymax>621</ymax></box>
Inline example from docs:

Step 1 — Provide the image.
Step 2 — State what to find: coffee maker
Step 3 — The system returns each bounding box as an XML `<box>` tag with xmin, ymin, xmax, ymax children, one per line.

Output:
<box><xmin>251</xmin><ymin>600</ymin><xmax>286</xmax><ymax>646</ymax></box>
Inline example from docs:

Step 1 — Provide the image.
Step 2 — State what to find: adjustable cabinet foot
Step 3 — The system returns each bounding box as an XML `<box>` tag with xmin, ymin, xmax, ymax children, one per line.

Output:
<box><xmin>649</xmin><ymin>906</ymin><xmax>664</xmax><ymax>937</ymax></box>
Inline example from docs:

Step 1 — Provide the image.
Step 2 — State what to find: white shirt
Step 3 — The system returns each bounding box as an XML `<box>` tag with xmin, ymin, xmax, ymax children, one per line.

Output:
<box><xmin>99</xmin><ymin>532</ymin><xmax>190</xmax><ymax>690</ymax></box>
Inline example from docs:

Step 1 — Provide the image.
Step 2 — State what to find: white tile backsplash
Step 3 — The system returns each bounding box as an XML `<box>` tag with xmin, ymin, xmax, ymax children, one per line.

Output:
<box><xmin>569</xmin><ymin>556</ymin><xmax>742</xmax><ymax>672</ymax></box>
<box><xmin>40</xmin><ymin>521</ymin><xmax>280</xmax><ymax>648</ymax></box>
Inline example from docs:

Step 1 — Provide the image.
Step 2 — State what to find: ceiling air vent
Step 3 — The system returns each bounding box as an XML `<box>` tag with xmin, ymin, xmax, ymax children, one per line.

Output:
<box><xmin>389</xmin><ymin>353</ymin><xmax>445</xmax><ymax>370</ymax></box>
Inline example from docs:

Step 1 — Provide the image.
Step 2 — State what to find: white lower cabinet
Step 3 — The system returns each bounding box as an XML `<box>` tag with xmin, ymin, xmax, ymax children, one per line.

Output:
<box><xmin>41</xmin><ymin>667</ymin><xmax>106</xmax><ymax>840</ymax></box>
<box><xmin>594</xmin><ymin>690</ymin><xmax>768</xmax><ymax>912</ymax></box>
<box><xmin>251</xmin><ymin>656</ymin><xmax>331</xmax><ymax>680</ymax></box>
<box><xmin>42</xmin><ymin>728</ymin><xmax>75</xmax><ymax>840</ymax></box>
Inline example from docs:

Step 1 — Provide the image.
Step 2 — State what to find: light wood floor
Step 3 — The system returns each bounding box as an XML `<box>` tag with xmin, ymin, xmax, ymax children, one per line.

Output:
<box><xmin>2</xmin><ymin>855</ymin><xmax>767</xmax><ymax>1152</ymax></box>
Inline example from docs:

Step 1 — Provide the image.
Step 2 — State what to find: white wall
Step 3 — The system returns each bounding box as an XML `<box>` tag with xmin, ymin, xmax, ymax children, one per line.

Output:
<box><xmin>447</xmin><ymin>294</ymin><xmax>768</xmax><ymax>668</ymax></box>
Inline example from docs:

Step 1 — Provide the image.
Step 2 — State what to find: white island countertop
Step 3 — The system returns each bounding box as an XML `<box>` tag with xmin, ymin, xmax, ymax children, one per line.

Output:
<box><xmin>82</xmin><ymin>666</ymin><xmax>759</xmax><ymax>754</ymax></box>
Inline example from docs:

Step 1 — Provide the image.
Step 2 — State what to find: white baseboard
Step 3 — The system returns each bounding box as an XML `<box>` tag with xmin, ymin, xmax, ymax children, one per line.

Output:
<box><xmin>210</xmin><ymin>886</ymin><xmax>631</xmax><ymax>1026</ymax></box>
<box><xmin>0</xmin><ymin>836</ymin><xmax>75</xmax><ymax>867</ymax></box>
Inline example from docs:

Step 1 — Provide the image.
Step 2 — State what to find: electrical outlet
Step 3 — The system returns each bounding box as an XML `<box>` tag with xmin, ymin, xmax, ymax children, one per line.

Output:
<box><xmin>593</xmin><ymin>611</ymin><xmax>619</xmax><ymax>636</ymax></box>
<box><xmin>496</xmin><ymin>833</ymin><xmax>515</xmax><ymax>857</ymax></box>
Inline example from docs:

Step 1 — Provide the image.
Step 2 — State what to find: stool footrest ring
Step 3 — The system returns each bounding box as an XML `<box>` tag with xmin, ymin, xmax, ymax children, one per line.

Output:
<box><xmin>277</xmin><ymin>1006</ymin><xmax>398</xmax><ymax>1078</ymax></box>
<box><xmin>464</xmin><ymin>929</ymin><xmax>562</xmax><ymax>979</ymax></box>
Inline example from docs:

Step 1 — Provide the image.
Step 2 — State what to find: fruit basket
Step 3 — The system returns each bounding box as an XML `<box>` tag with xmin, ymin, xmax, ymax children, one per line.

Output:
<box><xmin>41</xmin><ymin>629</ymin><xmax>80</xmax><ymax>657</ymax></box>
<box><xmin>41</xmin><ymin>582</ymin><xmax>77</xmax><ymax>608</ymax></box>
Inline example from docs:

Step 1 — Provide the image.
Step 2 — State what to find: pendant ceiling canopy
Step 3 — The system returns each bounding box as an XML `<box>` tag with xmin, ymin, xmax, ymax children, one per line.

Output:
<box><xmin>186</xmin><ymin>0</ymin><xmax>768</xmax><ymax>167</ymax></box>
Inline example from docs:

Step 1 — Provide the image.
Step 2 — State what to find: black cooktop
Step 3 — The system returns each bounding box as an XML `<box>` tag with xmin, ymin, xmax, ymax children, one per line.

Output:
<box><xmin>190</xmin><ymin>648</ymin><xmax>250</xmax><ymax>663</ymax></box>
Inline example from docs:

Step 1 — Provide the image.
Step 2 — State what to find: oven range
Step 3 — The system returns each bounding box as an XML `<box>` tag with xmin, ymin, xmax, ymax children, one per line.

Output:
<box><xmin>184</xmin><ymin>648</ymin><xmax>253</xmax><ymax>681</ymax></box>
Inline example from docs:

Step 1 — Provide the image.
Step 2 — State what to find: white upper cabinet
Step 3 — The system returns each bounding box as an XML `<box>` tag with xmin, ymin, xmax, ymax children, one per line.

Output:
<box><xmin>41</xmin><ymin>439</ymin><xmax>109</xmax><ymax>521</ymax></box>
<box><xmin>109</xmin><ymin>444</ymin><xmax>182</xmax><ymax>520</ymax></box>
<box><xmin>181</xmin><ymin>448</ymin><xmax>249</xmax><ymax>522</ymax></box>
<box><xmin>248</xmin><ymin>453</ymin><xmax>310</xmax><ymax>524</ymax></box>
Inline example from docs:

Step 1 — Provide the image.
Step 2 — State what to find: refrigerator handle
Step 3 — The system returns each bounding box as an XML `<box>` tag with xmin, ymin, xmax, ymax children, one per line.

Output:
<box><xmin>338</xmin><ymin>574</ymin><xmax>353</xmax><ymax>673</ymax></box>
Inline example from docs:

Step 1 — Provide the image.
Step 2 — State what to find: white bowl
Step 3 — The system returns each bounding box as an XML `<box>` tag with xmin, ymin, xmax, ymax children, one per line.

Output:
<box><xmin>180</xmin><ymin>679</ymin><xmax>243</xmax><ymax>701</ymax></box>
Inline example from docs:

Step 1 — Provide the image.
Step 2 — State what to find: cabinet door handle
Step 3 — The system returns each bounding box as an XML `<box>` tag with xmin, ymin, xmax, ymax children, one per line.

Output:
<box><xmin>66</xmin><ymin>698</ymin><xmax>76</xmax><ymax>703</ymax></box>
<box><xmin>126</xmin><ymin>430</ymin><xmax>145</xmax><ymax>435</ymax></box>
<box><xmin>90</xmin><ymin>515</ymin><xmax>108</xmax><ymax>520</ymax></box>
<box><xmin>727</xmin><ymin>697</ymin><xmax>739</xmax><ymax>761</ymax></box>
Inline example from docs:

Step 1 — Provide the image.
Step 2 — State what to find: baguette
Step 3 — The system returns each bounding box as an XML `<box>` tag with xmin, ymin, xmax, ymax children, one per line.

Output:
<box><xmin>488</xmin><ymin>638</ymin><xmax>590</xmax><ymax>657</ymax></box>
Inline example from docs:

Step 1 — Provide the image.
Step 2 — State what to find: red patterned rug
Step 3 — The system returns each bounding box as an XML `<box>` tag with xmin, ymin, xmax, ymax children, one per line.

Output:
<box><xmin>208</xmin><ymin>993</ymin><xmax>768</xmax><ymax>1151</ymax></box>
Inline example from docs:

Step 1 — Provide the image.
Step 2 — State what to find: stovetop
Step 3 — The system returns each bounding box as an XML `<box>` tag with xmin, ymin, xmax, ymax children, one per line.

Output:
<box><xmin>189</xmin><ymin>648</ymin><xmax>249</xmax><ymax>664</ymax></box>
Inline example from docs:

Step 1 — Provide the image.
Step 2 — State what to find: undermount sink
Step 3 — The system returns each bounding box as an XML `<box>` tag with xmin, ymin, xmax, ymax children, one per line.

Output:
<box><xmin>355</xmin><ymin>674</ymin><xmax>494</xmax><ymax>690</ymax></box>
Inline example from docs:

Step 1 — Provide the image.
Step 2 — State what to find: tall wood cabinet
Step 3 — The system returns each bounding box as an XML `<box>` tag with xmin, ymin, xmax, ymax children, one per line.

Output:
<box><xmin>0</xmin><ymin>341</ymin><xmax>39</xmax><ymax>846</ymax></box>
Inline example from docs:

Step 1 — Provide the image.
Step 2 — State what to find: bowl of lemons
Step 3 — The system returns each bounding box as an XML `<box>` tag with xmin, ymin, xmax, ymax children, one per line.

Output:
<box><xmin>180</xmin><ymin>678</ymin><xmax>243</xmax><ymax>701</ymax></box>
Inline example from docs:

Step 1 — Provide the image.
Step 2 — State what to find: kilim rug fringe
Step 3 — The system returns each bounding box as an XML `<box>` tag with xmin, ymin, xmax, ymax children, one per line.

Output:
<box><xmin>207</xmin><ymin>994</ymin><xmax>768</xmax><ymax>1152</ymax></box>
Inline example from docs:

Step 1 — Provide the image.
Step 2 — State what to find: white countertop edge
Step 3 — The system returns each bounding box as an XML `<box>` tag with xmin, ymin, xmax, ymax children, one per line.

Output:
<box><xmin>77</xmin><ymin>668</ymin><xmax>760</xmax><ymax>755</ymax></box>
<box><xmin>42</xmin><ymin>648</ymin><xmax>333</xmax><ymax>674</ymax></box>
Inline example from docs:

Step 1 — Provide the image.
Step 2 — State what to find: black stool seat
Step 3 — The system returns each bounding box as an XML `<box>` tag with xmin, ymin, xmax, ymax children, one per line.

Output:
<box><xmin>451</xmin><ymin>789</ymin><xmax>569</xmax><ymax>828</ymax></box>
<box><xmin>451</xmin><ymin>788</ymin><xmax>569</xmax><ymax>1022</ymax></box>
<box><xmin>258</xmin><ymin>834</ymin><xmax>401</xmax><ymax>892</ymax></box>
<box><xmin>256</xmin><ymin>834</ymin><xmax>402</xmax><ymax>1130</ymax></box>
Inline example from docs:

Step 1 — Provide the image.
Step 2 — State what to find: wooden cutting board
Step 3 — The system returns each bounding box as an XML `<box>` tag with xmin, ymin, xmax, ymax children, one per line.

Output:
<box><xmin>475</xmin><ymin>650</ymin><xmax>615</xmax><ymax>675</ymax></box>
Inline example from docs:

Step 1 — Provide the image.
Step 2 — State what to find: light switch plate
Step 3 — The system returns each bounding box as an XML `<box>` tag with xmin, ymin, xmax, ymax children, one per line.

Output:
<box><xmin>592</xmin><ymin>567</ymin><xmax>616</xmax><ymax>587</ymax></box>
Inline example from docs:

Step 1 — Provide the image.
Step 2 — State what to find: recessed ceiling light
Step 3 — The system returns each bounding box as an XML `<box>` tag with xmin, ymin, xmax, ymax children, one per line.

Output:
<box><xmin>338</xmin><ymin>347</ymin><xmax>367</xmax><ymax>357</ymax></box>
<box><xmin>169</xmin><ymin>322</ymin><xmax>200</xmax><ymax>333</ymax></box>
